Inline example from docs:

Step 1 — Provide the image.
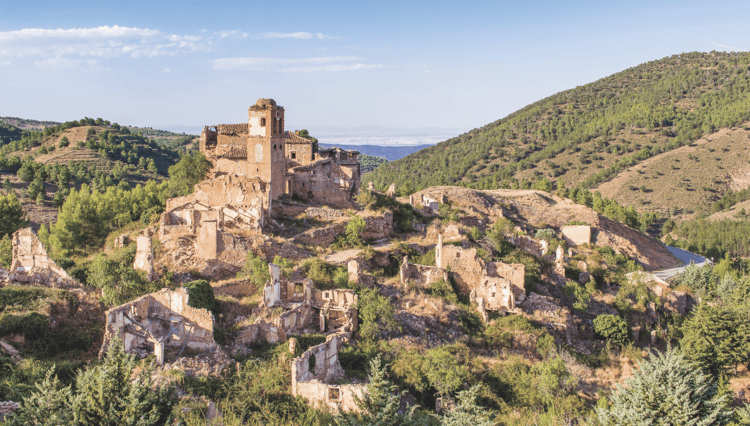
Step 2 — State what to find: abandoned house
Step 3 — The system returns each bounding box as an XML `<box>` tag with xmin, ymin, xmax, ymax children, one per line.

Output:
<box><xmin>100</xmin><ymin>287</ymin><xmax>218</xmax><ymax>365</ymax></box>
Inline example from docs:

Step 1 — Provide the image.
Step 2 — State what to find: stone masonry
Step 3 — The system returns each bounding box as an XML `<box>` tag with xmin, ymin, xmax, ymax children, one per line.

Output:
<box><xmin>9</xmin><ymin>227</ymin><xmax>76</xmax><ymax>287</ymax></box>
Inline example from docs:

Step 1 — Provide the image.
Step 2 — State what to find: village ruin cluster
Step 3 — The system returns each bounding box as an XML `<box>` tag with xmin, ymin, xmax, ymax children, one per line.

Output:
<box><xmin>0</xmin><ymin>99</ymin><xmax>703</xmax><ymax>419</ymax></box>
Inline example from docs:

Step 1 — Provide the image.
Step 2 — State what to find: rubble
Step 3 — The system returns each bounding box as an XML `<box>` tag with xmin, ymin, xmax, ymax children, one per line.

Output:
<box><xmin>399</xmin><ymin>256</ymin><xmax>448</xmax><ymax>288</ymax></box>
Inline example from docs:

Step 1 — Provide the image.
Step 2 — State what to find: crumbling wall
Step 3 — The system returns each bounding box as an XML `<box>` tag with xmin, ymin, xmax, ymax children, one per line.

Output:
<box><xmin>291</xmin><ymin>334</ymin><xmax>365</xmax><ymax>412</ymax></box>
<box><xmin>436</xmin><ymin>234</ymin><xmax>525</xmax><ymax>300</ymax></box>
<box><xmin>133</xmin><ymin>231</ymin><xmax>156</xmax><ymax>281</ymax></box>
<box><xmin>561</xmin><ymin>225</ymin><xmax>591</xmax><ymax>246</ymax></box>
<box><xmin>508</xmin><ymin>235</ymin><xmax>548</xmax><ymax>257</ymax></box>
<box><xmin>100</xmin><ymin>287</ymin><xmax>217</xmax><ymax>359</ymax></box>
<box><xmin>399</xmin><ymin>257</ymin><xmax>448</xmax><ymax>288</ymax></box>
<box><xmin>9</xmin><ymin>228</ymin><xmax>76</xmax><ymax>287</ymax></box>
<box><xmin>292</xmin><ymin>159</ymin><xmax>358</xmax><ymax>208</ymax></box>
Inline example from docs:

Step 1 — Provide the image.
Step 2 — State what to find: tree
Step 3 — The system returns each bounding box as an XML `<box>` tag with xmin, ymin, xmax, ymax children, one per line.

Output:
<box><xmin>184</xmin><ymin>279</ymin><xmax>216</xmax><ymax>313</ymax></box>
<box><xmin>680</xmin><ymin>303</ymin><xmax>750</xmax><ymax>376</ymax></box>
<box><xmin>334</xmin><ymin>355</ymin><xmax>425</xmax><ymax>426</ymax></box>
<box><xmin>593</xmin><ymin>314</ymin><xmax>630</xmax><ymax>347</ymax></box>
<box><xmin>681</xmin><ymin>262</ymin><xmax>714</xmax><ymax>295</ymax></box>
<box><xmin>5</xmin><ymin>368</ymin><xmax>74</xmax><ymax>426</ymax></box>
<box><xmin>356</xmin><ymin>287</ymin><xmax>399</xmax><ymax>343</ymax></box>
<box><xmin>0</xmin><ymin>193</ymin><xmax>28</xmax><ymax>237</ymax></box>
<box><xmin>167</xmin><ymin>152</ymin><xmax>211</xmax><ymax>196</ymax></box>
<box><xmin>35</xmin><ymin>191</ymin><xmax>44</xmax><ymax>206</ymax></box>
<box><xmin>442</xmin><ymin>385</ymin><xmax>495</xmax><ymax>426</ymax></box>
<box><xmin>7</xmin><ymin>336</ymin><xmax>175</xmax><ymax>426</ymax></box>
<box><xmin>597</xmin><ymin>346</ymin><xmax>732</xmax><ymax>426</ymax></box>
<box><xmin>0</xmin><ymin>234</ymin><xmax>10</xmax><ymax>268</ymax></box>
<box><xmin>71</xmin><ymin>336</ymin><xmax>175</xmax><ymax>425</ymax></box>
<box><xmin>3</xmin><ymin>178</ymin><xmax>11</xmax><ymax>194</ymax></box>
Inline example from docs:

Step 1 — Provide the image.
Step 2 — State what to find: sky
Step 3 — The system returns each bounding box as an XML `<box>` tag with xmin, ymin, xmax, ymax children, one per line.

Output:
<box><xmin>1</xmin><ymin>0</ymin><xmax>749</xmax><ymax>136</ymax></box>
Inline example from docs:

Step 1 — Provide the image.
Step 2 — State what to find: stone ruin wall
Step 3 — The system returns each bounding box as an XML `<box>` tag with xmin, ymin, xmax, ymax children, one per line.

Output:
<box><xmin>399</xmin><ymin>257</ymin><xmax>449</xmax><ymax>288</ymax></box>
<box><xmin>293</xmin><ymin>212</ymin><xmax>393</xmax><ymax>246</ymax></box>
<box><xmin>100</xmin><ymin>287</ymin><xmax>217</xmax><ymax>359</ymax></box>
<box><xmin>9</xmin><ymin>227</ymin><xmax>76</xmax><ymax>287</ymax></box>
<box><xmin>291</xmin><ymin>334</ymin><xmax>365</xmax><ymax>412</ymax></box>
<box><xmin>292</xmin><ymin>159</ymin><xmax>359</xmax><ymax>209</ymax></box>
<box><xmin>560</xmin><ymin>225</ymin><xmax>592</xmax><ymax>247</ymax></box>
<box><xmin>435</xmin><ymin>235</ymin><xmax>525</xmax><ymax>305</ymax></box>
<box><xmin>508</xmin><ymin>235</ymin><xmax>548</xmax><ymax>257</ymax></box>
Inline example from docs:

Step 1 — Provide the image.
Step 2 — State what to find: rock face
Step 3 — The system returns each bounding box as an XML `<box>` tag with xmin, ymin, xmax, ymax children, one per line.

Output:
<box><xmin>9</xmin><ymin>228</ymin><xmax>76</xmax><ymax>287</ymax></box>
<box><xmin>414</xmin><ymin>186</ymin><xmax>678</xmax><ymax>271</ymax></box>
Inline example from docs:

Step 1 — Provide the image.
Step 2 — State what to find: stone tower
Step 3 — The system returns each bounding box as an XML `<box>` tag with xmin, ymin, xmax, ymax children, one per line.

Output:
<box><xmin>247</xmin><ymin>98</ymin><xmax>287</xmax><ymax>199</ymax></box>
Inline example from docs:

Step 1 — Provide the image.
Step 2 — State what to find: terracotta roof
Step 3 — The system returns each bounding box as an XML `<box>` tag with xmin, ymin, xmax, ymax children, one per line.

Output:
<box><xmin>285</xmin><ymin>131</ymin><xmax>314</xmax><ymax>144</ymax></box>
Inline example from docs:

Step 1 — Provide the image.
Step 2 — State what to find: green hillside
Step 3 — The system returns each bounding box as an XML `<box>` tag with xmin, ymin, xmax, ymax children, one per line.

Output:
<box><xmin>360</xmin><ymin>154</ymin><xmax>388</xmax><ymax>173</ymax></box>
<box><xmin>365</xmin><ymin>51</ymin><xmax>750</xmax><ymax>216</ymax></box>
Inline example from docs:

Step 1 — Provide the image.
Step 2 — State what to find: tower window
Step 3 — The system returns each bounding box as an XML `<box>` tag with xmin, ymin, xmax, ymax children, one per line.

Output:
<box><xmin>261</xmin><ymin>118</ymin><xmax>266</xmax><ymax>126</ymax></box>
<box><xmin>291</xmin><ymin>152</ymin><xmax>296</xmax><ymax>159</ymax></box>
<box><xmin>273</xmin><ymin>144</ymin><xmax>276</xmax><ymax>150</ymax></box>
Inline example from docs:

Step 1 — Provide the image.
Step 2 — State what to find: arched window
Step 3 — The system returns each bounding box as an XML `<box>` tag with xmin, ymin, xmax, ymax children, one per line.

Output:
<box><xmin>273</xmin><ymin>144</ymin><xmax>276</xmax><ymax>150</ymax></box>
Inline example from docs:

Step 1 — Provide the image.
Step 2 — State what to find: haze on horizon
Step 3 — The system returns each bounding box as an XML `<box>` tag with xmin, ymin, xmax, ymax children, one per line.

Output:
<box><xmin>1</xmin><ymin>0</ymin><xmax>748</xmax><ymax>136</ymax></box>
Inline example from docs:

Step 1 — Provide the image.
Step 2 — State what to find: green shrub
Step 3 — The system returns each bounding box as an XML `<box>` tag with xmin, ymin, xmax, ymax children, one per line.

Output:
<box><xmin>0</xmin><ymin>312</ymin><xmax>93</xmax><ymax>359</ymax></box>
<box><xmin>184</xmin><ymin>280</ymin><xmax>216</xmax><ymax>313</ymax></box>
<box><xmin>427</xmin><ymin>279</ymin><xmax>458</xmax><ymax>304</ymax></box>
<box><xmin>356</xmin><ymin>287</ymin><xmax>399</xmax><ymax>343</ymax></box>
<box><xmin>238</xmin><ymin>251</ymin><xmax>270</xmax><ymax>288</ymax></box>
<box><xmin>592</xmin><ymin>314</ymin><xmax>630</xmax><ymax>346</ymax></box>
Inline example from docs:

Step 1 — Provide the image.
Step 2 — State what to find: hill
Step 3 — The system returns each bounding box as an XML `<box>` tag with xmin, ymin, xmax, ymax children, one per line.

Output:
<box><xmin>359</xmin><ymin>154</ymin><xmax>388</xmax><ymax>173</ymax></box>
<box><xmin>364</xmin><ymin>51</ymin><xmax>750</xmax><ymax>218</ymax></box>
<box><xmin>319</xmin><ymin>143</ymin><xmax>433</xmax><ymax>161</ymax></box>
<box><xmin>0</xmin><ymin>119</ymin><xmax>183</xmax><ymax>226</ymax></box>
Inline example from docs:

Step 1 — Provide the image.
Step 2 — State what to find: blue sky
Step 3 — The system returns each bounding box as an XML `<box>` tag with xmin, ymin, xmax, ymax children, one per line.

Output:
<box><xmin>1</xmin><ymin>0</ymin><xmax>749</xmax><ymax>134</ymax></box>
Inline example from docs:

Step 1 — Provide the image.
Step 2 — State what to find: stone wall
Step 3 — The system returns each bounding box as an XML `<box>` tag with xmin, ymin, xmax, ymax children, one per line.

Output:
<box><xmin>560</xmin><ymin>225</ymin><xmax>592</xmax><ymax>246</ymax></box>
<box><xmin>133</xmin><ymin>232</ymin><xmax>155</xmax><ymax>281</ymax></box>
<box><xmin>436</xmin><ymin>234</ymin><xmax>525</xmax><ymax>301</ymax></box>
<box><xmin>291</xmin><ymin>159</ymin><xmax>358</xmax><ymax>209</ymax></box>
<box><xmin>291</xmin><ymin>334</ymin><xmax>365</xmax><ymax>412</ymax></box>
<box><xmin>399</xmin><ymin>257</ymin><xmax>448</xmax><ymax>288</ymax></box>
<box><xmin>9</xmin><ymin>227</ymin><xmax>76</xmax><ymax>287</ymax></box>
<box><xmin>508</xmin><ymin>235</ymin><xmax>548</xmax><ymax>257</ymax></box>
<box><xmin>100</xmin><ymin>287</ymin><xmax>217</xmax><ymax>360</ymax></box>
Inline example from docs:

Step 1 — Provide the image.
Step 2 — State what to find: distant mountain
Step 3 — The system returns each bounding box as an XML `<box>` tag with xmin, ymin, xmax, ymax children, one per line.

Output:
<box><xmin>364</xmin><ymin>51</ymin><xmax>750</xmax><ymax>218</ymax></box>
<box><xmin>319</xmin><ymin>143</ymin><xmax>432</xmax><ymax>161</ymax></box>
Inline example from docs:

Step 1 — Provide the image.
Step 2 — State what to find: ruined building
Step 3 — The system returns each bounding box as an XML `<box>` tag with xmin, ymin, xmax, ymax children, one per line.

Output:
<box><xmin>100</xmin><ymin>287</ymin><xmax>218</xmax><ymax>365</ymax></box>
<box><xmin>156</xmin><ymin>98</ymin><xmax>361</xmax><ymax>274</ymax></box>
<box><xmin>436</xmin><ymin>235</ymin><xmax>525</xmax><ymax>320</ymax></box>
<box><xmin>198</xmin><ymin>98</ymin><xmax>361</xmax><ymax>208</ymax></box>
<box><xmin>8</xmin><ymin>227</ymin><xmax>76</xmax><ymax>287</ymax></box>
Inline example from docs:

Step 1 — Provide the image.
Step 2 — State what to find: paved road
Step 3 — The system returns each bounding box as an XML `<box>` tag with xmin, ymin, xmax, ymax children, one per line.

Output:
<box><xmin>652</xmin><ymin>246</ymin><xmax>710</xmax><ymax>281</ymax></box>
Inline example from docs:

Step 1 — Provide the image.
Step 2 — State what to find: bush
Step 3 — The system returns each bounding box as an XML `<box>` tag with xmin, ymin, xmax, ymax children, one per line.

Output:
<box><xmin>356</xmin><ymin>287</ymin><xmax>399</xmax><ymax>343</ymax></box>
<box><xmin>593</xmin><ymin>314</ymin><xmax>630</xmax><ymax>346</ymax></box>
<box><xmin>184</xmin><ymin>280</ymin><xmax>216</xmax><ymax>313</ymax></box>
<box><xmin>427</xmin><ymin>279</ymin><xmax>458</xmax><ymax>304</ymax></box>
<box><xmin>237</xmin><ymin>251</ymin><xmax>270</xmax><ymax>288</ymax></box>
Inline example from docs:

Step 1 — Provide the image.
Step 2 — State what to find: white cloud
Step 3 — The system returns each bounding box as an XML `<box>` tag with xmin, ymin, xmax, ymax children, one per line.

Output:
<box><xmin>261</xmin><ymin>32</ymin><xmax>336</xmax><ymax>40</ymax></box>
<box><xmin>218</xmin><ymin>30</ymin><xmax>249</xmax><ymax>39</ymax></box>
<box><xmin>213</xmin><ymin>56</ymin><xmax>381</xmax><ymax>72</ymax></box>
<box><xmin>163</xmin><ymin>68</ymin><xmax>171</xmax><ymax>72</ymax></box>
<box><xmin>0</xmin><ymin>25</ymin><xmax>211</xmax><ymax>64</ymax></box>
<box><xmin>714</xmin><ymin>42</ymin><xmax>747</xmax><ymax>52</ymax></box>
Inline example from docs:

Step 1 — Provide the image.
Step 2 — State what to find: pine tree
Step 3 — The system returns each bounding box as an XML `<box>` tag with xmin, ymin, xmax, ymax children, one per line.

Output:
<box><xmin>335</xmin><ymin>355</ymin><xmax>425</xmax><ymax>426</ymax></box>
<box><xmin>71</xmin><ymin>336</ymin><xmax>175</xmax><ymax>425</ymax></box>
<box><xmin>597</xmin><ymin>346</ymin><xmax>732</xmax><ymax>425</ymax></box>
<box><xmin>441</xmin><ymin>385</ymin><xmax>495</xmax><ymax>426</ymax></box>
<box><xmin>680</xmin><ymin>303</ymin><xmax>750</xmax><ymax>376</ymax></box>
<box><xmin>5</xmin><ymin>368</ymin><xmax>74</xmax><ymax>425</ymax></box>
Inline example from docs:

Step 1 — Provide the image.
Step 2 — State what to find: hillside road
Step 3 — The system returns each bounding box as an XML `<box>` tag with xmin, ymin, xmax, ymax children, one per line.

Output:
<box><xmin>652</xmin><ymin>246</ymin><xmax>710</xmax><ymax>281</ymax></box>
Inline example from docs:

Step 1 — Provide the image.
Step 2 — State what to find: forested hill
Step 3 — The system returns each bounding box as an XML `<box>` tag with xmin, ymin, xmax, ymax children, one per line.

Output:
<box><xmin>364</xmin><ymin>52</ymin><xmax>750</xmax><ymax>213</ymax></box>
